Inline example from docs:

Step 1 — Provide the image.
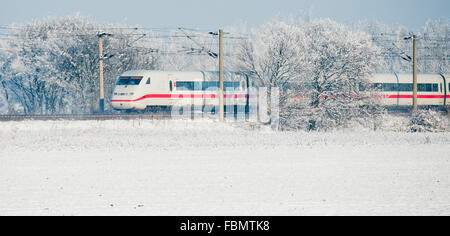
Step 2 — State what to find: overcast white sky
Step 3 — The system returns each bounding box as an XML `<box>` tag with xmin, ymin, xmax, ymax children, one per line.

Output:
<box><xmin>0</xmin><ymin>0</ymin><xmax>449</xmax><ymax>30</ymax></box>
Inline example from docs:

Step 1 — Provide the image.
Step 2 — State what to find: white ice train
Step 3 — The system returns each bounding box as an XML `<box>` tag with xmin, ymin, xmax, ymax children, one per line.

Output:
<box><xmin>111</xmin><ymin>70</ymin><xmax>258</xmax><ymax>111</ymax></box>
<box><xmin>111</xmin><ymin>71</ymin><xmax>450</xmax><ymax>111</ymax></box>
<box><xmin>366</xmin><ymin>73</ymin><xmax>449</xmax><ymax>107</ymax></box>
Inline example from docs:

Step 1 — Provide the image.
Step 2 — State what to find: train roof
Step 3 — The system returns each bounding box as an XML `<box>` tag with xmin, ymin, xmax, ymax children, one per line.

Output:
<box><xmin>367</xmin><ymin>73</ymin><xmax>445</xmax><ymax>83</ymax></box>
<box><xmin>119</xmin><ymin>70</ymin><xmax>249</xmax><ymax>82</ymax></box>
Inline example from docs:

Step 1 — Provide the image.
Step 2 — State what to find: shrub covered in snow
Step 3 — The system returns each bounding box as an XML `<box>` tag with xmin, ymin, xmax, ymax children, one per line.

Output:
<box><xmin>409</xmin><ymin>109</ymin><xmax>448</xmax><ymax>133</ymax></box>
<box><xmin>0</xmin><ymin>91</ymin><xmax>8</xmax><ymax>115</ymax></box>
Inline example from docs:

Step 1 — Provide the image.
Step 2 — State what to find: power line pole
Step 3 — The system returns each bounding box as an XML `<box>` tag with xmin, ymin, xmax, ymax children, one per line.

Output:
<box><xmin>413</xmin><ymin>35</ymin><xmax>418</xmax><ymax>111</ymax></box>
<box><xmin>219</xmin><ymin>29</ymin><xmax>224</xmax><ymax>122</ymax></box>
<box><xmin>98</xmin><ymin>32</ymin><xmax>112</xmax><ymax>113</ymax></box>
<box><xmin>98</xmin><ymin>32</ymin><xmax>105</xmax><ymax>113</ymax></box>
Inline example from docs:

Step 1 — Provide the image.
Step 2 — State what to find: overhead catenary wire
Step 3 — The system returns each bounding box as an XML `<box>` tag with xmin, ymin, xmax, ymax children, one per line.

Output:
<box><xmin>0</xmin><ymin>25</ymin><xmax>447</xmax><ymax>62</ymax></box>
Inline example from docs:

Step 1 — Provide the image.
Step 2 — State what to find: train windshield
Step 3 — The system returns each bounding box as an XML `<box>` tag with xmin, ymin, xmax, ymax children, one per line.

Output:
<box><xmin>117</xmin><ymin>76</ymin><xmax>143</xmax><ymax>85</ymax></box>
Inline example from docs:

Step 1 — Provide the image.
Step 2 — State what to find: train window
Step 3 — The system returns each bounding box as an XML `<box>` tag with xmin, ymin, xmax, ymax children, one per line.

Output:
<box><xmin>128</xmin><ymin>78</ymin><xmax>142</xmax><ymax>85</ymax></box>
<box><xmin>390</xmin><ymin>83</ymin><xmax>440</xmax><ymax>92</ymax></box>
<box><xmin>176</xmin><ymin>81</ymin><xmax>242</xmax><ymax>91</ymax></box>
<box><xmin>371</xmin><ymin>83</ymin><xmax>398</xmax><ymax>92</ymax></box>
<box><xmin>146</xmin><ymin>78</ymin><xmax>151</xmax><ymax>85</ymax></box>
<box><xmin>398</xmin><ymin>84</ymin><xmax>413</xmax><ymax>92</ymax></box>
<box><xmin>417</xmin><ymin>83</ymin><xmax>438</xmax><ymax>92</ymax></box>
<box><xmin>117</xmin><ymin>76</ymin><xmax>143</xmax><ymax>86</ymax></box>
<box><xmin>224</xmin><ymin>82</ymin><xmax>241</xmax><ymax>89</ymax></box>
<box><xmin>176</xmin><ymin>82</ymin><xmax>203</xmax><ymax>91</ymax></box>
<box><xmin>373</xmin><ymin>83</ymin><xmax>383</xmax><ymax>90</ymax></box>
<box><xmin>170</xmin><ymin>81</ymin><xmax>173</xmax><ymax>92</ymax></box>
<box><xmin>383</xmin><ymin>83</ymin><xmax>397</xmax><ymax>92</ymax></box>
<box><xmin>117</xmin><ymin>78</ymin><xmax>129</xmax><ymax>85</ymax></box>
<box><xmin>193</xmin><ymin>82</ymin><xmax>203</xmax><ymax>91</ymax></box>
<box><xmin>203</xmin><ymin>82</ymin><xmax>219</xmax><ymax>91</ymax></box>
<box><xmin>418</xmin><ymin>84</ymin><xmax>430</xmax><ymax>92</ymax></box>
<box><xmin>176</xmin><ymin>82</ymin><xmax>194</xmax><ymax>91</ymax></box>
<box><xmin>203</xmin><ymin>82</ymin><xmax>239</xmax><ymax>90</ymax></box>
<box><xmin>387</xmin><ymin>83</ymin><xmax>398</xmax><ymax>91</ymax></box>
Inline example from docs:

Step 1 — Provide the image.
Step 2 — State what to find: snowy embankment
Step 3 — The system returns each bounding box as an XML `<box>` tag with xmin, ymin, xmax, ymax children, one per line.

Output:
<box><xmin>0</xmin><ymin>119</ymin><xmax>449</xmax><ymax>216</ymax></box>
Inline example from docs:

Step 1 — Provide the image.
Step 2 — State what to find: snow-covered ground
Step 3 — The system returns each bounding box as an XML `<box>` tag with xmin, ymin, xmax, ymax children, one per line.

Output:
<box><xmin>0</xmin><ymin>119</ymin><xmax>449</xmax><ymax>216</ymax></box>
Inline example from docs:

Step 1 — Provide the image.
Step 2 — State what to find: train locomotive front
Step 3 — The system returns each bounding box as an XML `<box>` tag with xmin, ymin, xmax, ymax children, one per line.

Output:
<box><xmin>111</xmin><ymin>71</ymin><xmax>152</xmax><ymax>110</ymax></box>
<box><xmin>111</xmin><ymin>70</ymin><xmax>252</xmax><ymax>111</ymax></box>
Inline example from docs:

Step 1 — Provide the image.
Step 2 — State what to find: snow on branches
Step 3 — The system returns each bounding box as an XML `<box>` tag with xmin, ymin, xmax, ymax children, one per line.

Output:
<box><xmin>0</xmin><ymin>15</ymin><xmax>159</xmax><ymax>114</ymax></box>
<box><xmin>236</xmin><ymin>18</ymin><xmax>385</xmax><ymax>131</ymax></box>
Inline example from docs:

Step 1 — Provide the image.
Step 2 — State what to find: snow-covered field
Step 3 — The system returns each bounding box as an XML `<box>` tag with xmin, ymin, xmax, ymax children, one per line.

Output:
<box><xmin>0</xmin><ymin>119</ymin><xmax>449</xmax><ymax>216</ymax></box>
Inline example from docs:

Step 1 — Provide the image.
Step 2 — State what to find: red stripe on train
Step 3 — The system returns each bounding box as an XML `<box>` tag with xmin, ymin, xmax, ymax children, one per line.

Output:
<box><xmin>294</xmin><ymin>95</ymin><xmax>450</xmax><ymax>99</ymax></box>
<box><xmin>384</xmin><ymin>95</ymin><xmax>449</xmax><ymax>99</ymax></box>
<box><xmin>111</xmin><ymin>94</ymin><xmax>248</xmax><ymax>103</ymax></box>
<box><xmin>112</xmin><ymin>94</ymin><xmax>450</xmax><ymax>103</ymax></box>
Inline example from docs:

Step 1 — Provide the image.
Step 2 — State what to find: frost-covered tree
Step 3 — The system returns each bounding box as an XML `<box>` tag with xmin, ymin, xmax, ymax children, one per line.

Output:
<box><xmin>235</xmin><ymin>19</ymin><xmax>303</xmax><ymax>125</ymax></box>
<box><xmin>236</xmin><ymin>18</ymin><xmax>384</xmax><ymax>130</ymax></box>
<box><xmin>0</xmin><ymin>41</ymin><xmax>8</xmax><ymax>114</ymax></box>
<box><xmin>294</xmin><ymin>20</ymin><xmax>383</xmax><ymax>131</ymax></box>
<box><xmin>0</xmin><ymin>17</ymin><xmax>98</xmax><ymax>114</ymax></box>
<box><xmin>0</xmin><ymin>15</ymin><xmax>159</xmax><ymax>114</ymax></box>
<box><xmin>236</xmin><ymin>20</ymin><xmax>301</xmax><ymax>89</ymax></box>
<box><xmin>420</xmin><ymin>18</ymin><xmax>449</xmax><ymax>74</ymax></box>
<box><xmin>0</xmin><ymin>69</ymin><xmax>8</xmax><ymax>114</ymax></box>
